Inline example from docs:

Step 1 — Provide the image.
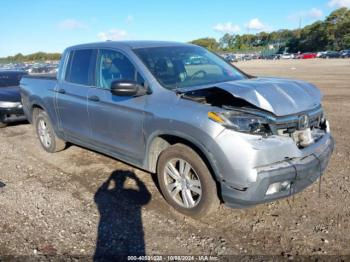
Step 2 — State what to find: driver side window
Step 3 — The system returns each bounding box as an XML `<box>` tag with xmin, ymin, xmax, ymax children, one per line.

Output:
<box><xmin>97</xmin><ymin>49</ymin><xmax>144</xmax><ymax>89</ymax></box>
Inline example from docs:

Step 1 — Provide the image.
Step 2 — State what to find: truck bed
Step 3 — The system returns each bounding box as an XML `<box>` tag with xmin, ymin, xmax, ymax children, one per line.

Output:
<box><xmin>20</xmin><ymin>74</ymin><xmax>58</xmax><ymax>123</ymax></box>
<box><xmin>22</xmin><ymin>73</ymin><xmax>57</xmax><ymax>80</ymax></box>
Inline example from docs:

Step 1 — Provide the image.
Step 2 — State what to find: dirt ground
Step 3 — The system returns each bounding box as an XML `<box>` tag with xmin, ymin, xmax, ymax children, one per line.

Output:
<box><xmin>0</xmin><ymin>59</ymin><xmax>349</xmax><ymax>260</ymax></box>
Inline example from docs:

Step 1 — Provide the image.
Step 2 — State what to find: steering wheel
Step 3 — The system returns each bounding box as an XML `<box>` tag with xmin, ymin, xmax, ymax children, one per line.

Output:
<box><xmin>190</xmin><ymin>70</ymin><xmax>207</xmax><ymax>80</ymax></box>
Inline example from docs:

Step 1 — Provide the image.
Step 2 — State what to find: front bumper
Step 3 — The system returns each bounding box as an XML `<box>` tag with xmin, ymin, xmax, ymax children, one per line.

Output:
<box><xmin>221</xmin><ymin>135</ymin><xmax>334</xmax><ymax>208</ymax></box>
<box><xmin>0</xmin><ymin>106</ymin><xmax>26</xmax><ymax>124</ymax></box>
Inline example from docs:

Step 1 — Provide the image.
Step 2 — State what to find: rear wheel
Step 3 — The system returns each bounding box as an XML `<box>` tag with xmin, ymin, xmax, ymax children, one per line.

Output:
<box><xmin>157</xmin><ymin>144</ymin><xmax>220</xmax><ymax>219</ymax></box>
<box><xmin>34</xmin><ymin>110</ymin><xmax>66</xmax><ymax>153</ymax></box>
<box><xmin>0</xmin><ymin>115</ymin><xmax>6</xmax><ymax>128</ymax></box>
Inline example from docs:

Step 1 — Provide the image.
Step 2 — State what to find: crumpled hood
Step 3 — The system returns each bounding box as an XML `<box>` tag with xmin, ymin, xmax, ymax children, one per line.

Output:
<box><xmin>182</xmin><ymin>77</ymin><xmax>322</xmax><ymax>116</ymax></box>
<box><xmin>0</xmin><ymin>86</ymin><xmax>21</xmax><ymax>102</ymax></box>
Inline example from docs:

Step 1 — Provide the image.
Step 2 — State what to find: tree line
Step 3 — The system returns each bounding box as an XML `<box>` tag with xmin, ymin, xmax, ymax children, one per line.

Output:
<box><xmin>0</xmin><ymin>52</ymin><xmax>61</xmax><ymax>63</ymax></box>
<box><xmin>190</xmin><ymin>7</ymin><xmax>350</xmax><ymax>53</ymax></box>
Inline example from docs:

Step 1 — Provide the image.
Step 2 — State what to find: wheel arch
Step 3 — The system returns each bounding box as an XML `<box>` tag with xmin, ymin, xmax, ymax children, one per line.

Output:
<box><xmin>31</xmin><ymin>103</ymin><xmax>44</xmax><ymax>121</ymax></box>
<box><xmin>29</xmin><ymin>101</ymin><xmax>63</xmax><ymax>140</ymax></box>
<box><xmin>145</xmin><ymin>132</ymin><xmax>220</xmax><ymax>182</ymax></box>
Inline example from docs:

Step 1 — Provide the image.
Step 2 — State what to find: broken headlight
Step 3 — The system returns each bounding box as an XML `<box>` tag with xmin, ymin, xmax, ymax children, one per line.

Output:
<box><xmin>208</xmin><ymin>111</ymin><xmax>272</xmax><ymax>136</ymax></box>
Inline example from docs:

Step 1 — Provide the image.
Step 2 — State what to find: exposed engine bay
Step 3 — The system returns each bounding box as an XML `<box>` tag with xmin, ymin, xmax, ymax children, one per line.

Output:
<box><xmin>178</xmin><ymin>87</ymin><xmax>328</xmax><ymax>148</ymax></box>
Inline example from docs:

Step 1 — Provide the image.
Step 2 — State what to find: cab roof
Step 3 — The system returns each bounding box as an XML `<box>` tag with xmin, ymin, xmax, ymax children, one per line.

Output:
<box><xmin>66</xmin><ymin>41</ymin><xmax>191</xmax><ymax>51</ymax></box>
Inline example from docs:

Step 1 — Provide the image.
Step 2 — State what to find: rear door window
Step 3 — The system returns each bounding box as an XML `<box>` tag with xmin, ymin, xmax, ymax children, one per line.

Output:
<box><xmin>65</xmin><ymin>49</ymin><xmax>95</xmax><ymax>85</ymax></box>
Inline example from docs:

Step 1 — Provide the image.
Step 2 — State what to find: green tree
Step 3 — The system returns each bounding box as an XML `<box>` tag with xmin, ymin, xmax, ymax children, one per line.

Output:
<box><xmin>219</xmin><ymin>33</ymin><xmax>236</xmax><ymax>50</ymax></box>
<box><xmin>0</xmin><ymin>52</ymin><xmax>61</xmax><ymax>63</ymax></box>
<box><xmin>325</xmin><ymin>7</ymin><xmax>350</xmax><ymax>50</ymax></box>
<box><xmin>189</xmin><ymin>7</ymin><xmax>350</xmax><ymax>53</ymax></box>
<box><xmin>189</xmin><ymin>38</ymin><xmax>219</xmax><ymax>50</ymax></box>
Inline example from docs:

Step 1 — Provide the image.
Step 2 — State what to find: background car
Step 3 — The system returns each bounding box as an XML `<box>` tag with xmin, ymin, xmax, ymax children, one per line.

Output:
<box><xmin>241</xmin><ymin>54</ymin><xmax>252</xmax><ymax>61</ymax></box>
<box><xmin>262</xmin><ymin>54</ymin><xmax>280</xmax><ymax>60</ymax></box>
<box><xmin>316</xmin><ymin>51</ymin><xmax>327</xmax><ymax>58</ymax></box>
<box><xmin>0</xmin><ymin>70</ymin><xmax>28</xmax><ymax>127</ymax></box>
<box><xmin>224</xmin><ymin>54</ymin><xmax>238</xmax><ymax>63</ymax></box>
<box><xmin>295</xmin><ymin>53</ymin><xmax>317</xmax><ymax>59</ymax></box>
<box><xmin>340</xmin><ymin>49</ymin><xmax>350</xmax><ymax>58</ymax></box>
<box><xmin>319</xmin><ymin>51</ymin><xmax>341</xmax><ymax>58</ymax></box>
<box><xmin>281</xmin><ymin>53</ymin><xmax>293</xmax><ymax>59</ymax></box>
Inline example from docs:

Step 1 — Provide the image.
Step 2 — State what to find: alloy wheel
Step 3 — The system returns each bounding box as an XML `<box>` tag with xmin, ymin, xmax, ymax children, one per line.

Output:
<box><xmin>163</xmin><ymin>158</ymin><xmax>202</xmax><ymax>208</ymax></box>
<box><xmin>38</xmin><ymin>119</ymin><xmax>52</xmax><ymax>148</ymax></box>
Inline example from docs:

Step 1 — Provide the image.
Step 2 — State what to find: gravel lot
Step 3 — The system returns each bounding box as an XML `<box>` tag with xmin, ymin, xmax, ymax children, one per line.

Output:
<box><xmin>0</xmin><ymin>59</ymin><xmax>349</xmax><ymax>260</ymax></box>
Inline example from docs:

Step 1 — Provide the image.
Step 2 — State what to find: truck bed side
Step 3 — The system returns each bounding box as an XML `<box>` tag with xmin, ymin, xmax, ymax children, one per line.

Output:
<box><xmin>20</xmin><ymin>75</ymin><xmax>59</xmax><ymax>126</ymax></box>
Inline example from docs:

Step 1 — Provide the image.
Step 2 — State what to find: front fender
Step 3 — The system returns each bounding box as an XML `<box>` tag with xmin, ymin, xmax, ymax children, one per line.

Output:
<box><xmin>143</xmin><ymin>122</ymin><xmax>226</xmax><ymax>182</ymax></box>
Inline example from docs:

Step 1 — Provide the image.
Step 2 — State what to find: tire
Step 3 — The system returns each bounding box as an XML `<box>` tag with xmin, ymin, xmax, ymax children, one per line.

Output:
<box><xmin>34</xmin><ymin>110</ymin><xmax>66</xmax><ymax>153</ymax></box>
<box><xmin>157</xmin><ymin>143</ymin><xmax>220</xmax><ymax>219</ymax></box>
<box><xmin>0</xmin><ymin>115</ymin><xmax>6</xmax><ymax>128</ymax></box>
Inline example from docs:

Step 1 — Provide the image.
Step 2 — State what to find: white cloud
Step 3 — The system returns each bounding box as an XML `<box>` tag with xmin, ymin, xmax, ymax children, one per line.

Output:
<box><xmin>245</xmin><ymin>18</ymin><xmax>266</xmax><ymax>31</ymax></box>
<box><xmin>308</xmin><ymin>8</ymin><xmax>323</xmax><ymax>18</ymax></box>
<box><xmin>57</xmin><ymin>19</ymin><xmax>87</xmax><ymax>30</ymax></box>
<box><xmin>289</xmin><ymin>8</ymin><xmax>323</xmax><ymax>21</ymax></box>
<box><xmin>328</xmin><ymin>0</ymin><xmax>350</xmax><ymax>7</ymax></box>
<box><xmin>213</xmin><ymin>22</ymin><xmax>240</xmax><ymax>34</ymax></box>
<box><xmin>125</xmin><ymin>15</ymin><xmax>134</xmax><ymax>23</ymax></box>
<box><xmin>97</xmin><ymin>29</ymin><xmax>128</xmax><ymax>41</ymax></box>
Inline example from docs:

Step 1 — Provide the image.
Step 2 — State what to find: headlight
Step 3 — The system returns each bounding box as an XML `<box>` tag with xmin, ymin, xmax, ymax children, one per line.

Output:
<box><xmin>208</xmin><ymin>111</ymin><xmax>272</xmax><ymax>136</ymax></box>
<box><xmin>0</xmin><ymin>101</ymin><xmax>22</xmax><ymax>108</ymax></box>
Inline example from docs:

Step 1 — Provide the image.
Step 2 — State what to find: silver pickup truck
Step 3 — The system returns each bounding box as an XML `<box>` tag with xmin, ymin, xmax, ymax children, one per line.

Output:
<box><xmin>20</xmin><ymin>41</ymin><xmax>334</xmax><ymax>218</ymax></box>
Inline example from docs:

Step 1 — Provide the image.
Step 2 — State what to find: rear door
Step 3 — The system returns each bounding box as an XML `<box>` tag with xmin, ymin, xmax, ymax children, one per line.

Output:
<box><xmin>56</xmin><ymin>49</ymin><xmax>96</xmax><ymax>140</ymax></box>
<box><xmin>87</xmin><ymin>49</ymin><xmax>147</xmax><ymax>162</ymax></box>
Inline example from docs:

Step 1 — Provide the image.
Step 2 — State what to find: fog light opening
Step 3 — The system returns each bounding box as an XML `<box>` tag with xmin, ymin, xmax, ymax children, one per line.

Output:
<box><xmin>266</xmin><ymin>181</ymin><xmax>291</xmax><ymax>195</ymax></box>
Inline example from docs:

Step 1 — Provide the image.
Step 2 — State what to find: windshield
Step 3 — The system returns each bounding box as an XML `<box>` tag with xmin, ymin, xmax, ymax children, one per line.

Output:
<box><xmin>133</xmin><ymin>46</ymin><xmax>246</xmax><ymax>90</ymax></box>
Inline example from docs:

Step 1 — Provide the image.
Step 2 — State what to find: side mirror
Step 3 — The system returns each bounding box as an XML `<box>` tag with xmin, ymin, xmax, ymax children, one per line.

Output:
<box><xmin>110</xmin><ymin>80</ymin><xmax>142</xmax><ymax>96</ymax></box>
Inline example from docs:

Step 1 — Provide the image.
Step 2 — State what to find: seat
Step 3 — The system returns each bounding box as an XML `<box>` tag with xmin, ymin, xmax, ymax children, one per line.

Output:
<box><xmin>112</xmin><ymin>58</ymin><xmax>135</xmax><ymax>80</ymax></box>
<box><xmin>154</xmin><ymin>58</ymin><xmax>178</xmax><ymax>86</ymax></box>
<box><xmin>172</xmin><ymin>60</ymin><xmax>187</xmax><ymax>82</ymax></box>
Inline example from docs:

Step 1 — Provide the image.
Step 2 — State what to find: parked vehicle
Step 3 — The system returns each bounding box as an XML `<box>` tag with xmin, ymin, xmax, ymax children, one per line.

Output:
<box><xmin>224</xmin><ymin>54</ymin><xmax>238</xmax><ymax>63</ymax></box>
<box><xmin>319</xmin><ymin>51</ymin><xmax>341</xmax><ymax>58</ymax></box>
<box><xmin>251</xmin><ymin>54</ymin><xmax>261</xmax><ymax>60</ymax></box>
<box><xmin>316</xmin><ymin>51</ymin><xmax>326</xmax><ymax>58</ymax></box>
<box><xmin>281</xmin><ymin>53</ymin><xmax>293</xmax><ymax>59</ymax></box>
<box><xmin>299</xmin><ymin>53</ymin><xmax>317</xmax><ymax>59</ymax></box>
<box><xmin>262</xmin><ymin>54</ymin><xmax>280</xmax><ymax>60</ymax></box>
<box><xmin>340</xmin><ymin>49</ymin><xmax>350</xmax><ymax>58</ymax></box>
<box><xmin>0</xmin><ymin>70</ymin><xmax>28</xmax><ymax>127</ymax></box>
<box><xmin>21</xmin><ymin>41</ymin><xmax>334</xmax><ymax>218</ymax></box>
<box><xmin>241</xmin><ymin>54</ymin><xmax>252</xmax><ymax>61</ymax></box>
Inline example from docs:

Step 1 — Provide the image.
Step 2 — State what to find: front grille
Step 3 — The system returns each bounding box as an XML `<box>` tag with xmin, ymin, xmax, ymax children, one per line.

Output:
<box><xmin>268</xmin><ymin>106</ymin><xmax>325</xmax><ymax>148</ymax></box>
<box><xmin>269</xmin><ymin>106</ymin><xmax>323</xmax><ymax>135</ymax></box>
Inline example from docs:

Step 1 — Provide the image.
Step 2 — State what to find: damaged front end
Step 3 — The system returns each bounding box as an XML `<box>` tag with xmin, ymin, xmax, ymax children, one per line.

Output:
<box><xmin>177</xmin><ymin>80</ymin><xmax>334</xmax><ymax>207</ymax></box>
<box><xmin>178</xmin><ymin>85</ymin><xmax>328</xmax><ymax>149</ymax></box>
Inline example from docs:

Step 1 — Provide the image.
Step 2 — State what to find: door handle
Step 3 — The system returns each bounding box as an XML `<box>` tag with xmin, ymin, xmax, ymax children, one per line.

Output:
<box><xmin>88</xmin><ymin>95</ymin><xmax>100</xmax><ymax>102</ymax></box>
<box><xmin>57</xmin><ymin>88</ymin><xmax>66</xmax><ymax>94</ymax></box>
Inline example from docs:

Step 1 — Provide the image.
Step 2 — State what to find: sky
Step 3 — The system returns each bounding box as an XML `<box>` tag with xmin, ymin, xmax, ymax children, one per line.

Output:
<box><xmin>0</xmin><ymin>0</ymin><xmax>350</xmax><ymax>56</ymax></box>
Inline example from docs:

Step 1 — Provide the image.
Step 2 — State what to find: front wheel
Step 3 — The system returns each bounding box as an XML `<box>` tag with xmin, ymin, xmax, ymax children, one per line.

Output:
<box><xmin>157</xmin><ymin>144</ymin><xmax>220</xmax><ymax>219</ymax></box>
<box><xmin>34</xmin><ymin>110</ymin><xmax>66</xmax><ymax>153</ymax></box>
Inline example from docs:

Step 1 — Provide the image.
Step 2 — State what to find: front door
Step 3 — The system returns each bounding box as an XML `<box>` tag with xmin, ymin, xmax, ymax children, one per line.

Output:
<box><xmin>87</xmin><ymin>49</ymin><xmax>147</xmax><ymax>162</ymax></box>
